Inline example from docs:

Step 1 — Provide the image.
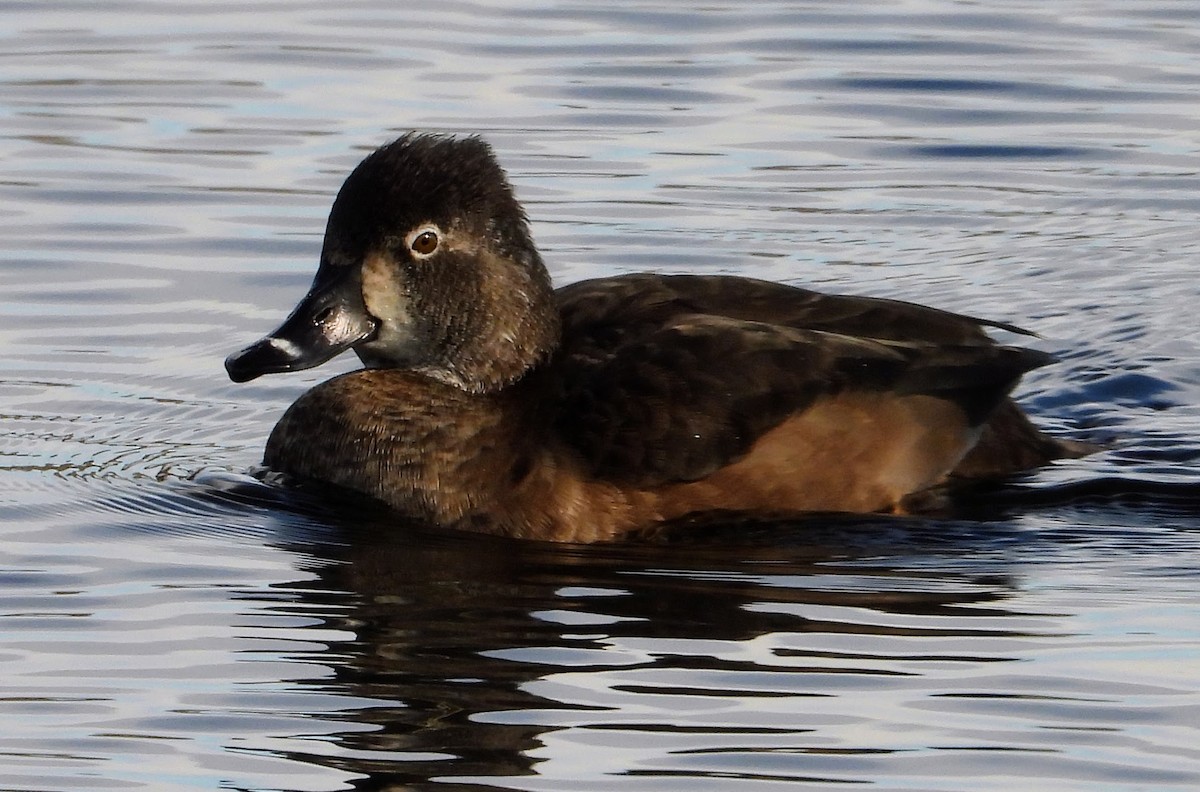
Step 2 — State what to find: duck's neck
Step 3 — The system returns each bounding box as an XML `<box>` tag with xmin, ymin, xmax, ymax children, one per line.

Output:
<box><xmin>424</xmin><ymin>248</ymin><xmax>560</xmax><ymax>394</ymax></box>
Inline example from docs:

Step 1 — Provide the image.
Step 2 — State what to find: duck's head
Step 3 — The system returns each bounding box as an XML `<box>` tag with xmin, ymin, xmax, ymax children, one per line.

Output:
<box><xmin>225</xmin><ymin>133</ymin><xmax>559</xmax><ymax>392</ymax></box>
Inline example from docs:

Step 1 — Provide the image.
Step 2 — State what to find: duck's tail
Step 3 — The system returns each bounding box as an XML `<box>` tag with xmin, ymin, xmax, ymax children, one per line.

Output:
<box><xmin>949</xmin><ymin>399</ymin><xmax>1103</xmax><ymax>480</ymax></box>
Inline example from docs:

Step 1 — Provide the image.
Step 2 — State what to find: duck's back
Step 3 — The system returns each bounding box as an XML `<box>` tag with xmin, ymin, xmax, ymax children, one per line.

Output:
<box><xmin>556</xmin><ymin>274</ymin><xmax>1012</xmax><ymax>353</ymax></box>
<box><xmin>552</xmin><ymin>274</ymin><xmax>1085</xmax><ymax>486</ymax></box>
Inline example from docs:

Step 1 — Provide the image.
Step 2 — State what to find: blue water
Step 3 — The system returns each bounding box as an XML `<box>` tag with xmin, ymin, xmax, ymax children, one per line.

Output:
<box><xmin>1</xmin><ymin>2</ymin><xmax>1198</xmax><ymax>790</ymax></box>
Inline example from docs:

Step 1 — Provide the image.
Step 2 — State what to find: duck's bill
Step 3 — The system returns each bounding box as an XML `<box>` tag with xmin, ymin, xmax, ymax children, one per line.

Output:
<box><xmin>225</xmin><ymin>271</ymin><xmax>378</xmax><ymax>383</ymax></box>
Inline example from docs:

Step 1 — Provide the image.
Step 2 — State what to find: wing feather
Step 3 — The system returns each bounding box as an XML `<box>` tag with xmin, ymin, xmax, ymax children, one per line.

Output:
<box><xmin>551</xmin><ymin>305</ymin><xmax>1049</xmax><ymax>486</ymax></box>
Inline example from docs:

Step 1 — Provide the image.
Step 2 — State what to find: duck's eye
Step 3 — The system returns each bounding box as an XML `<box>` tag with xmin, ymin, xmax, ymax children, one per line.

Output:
<box><xmin>409</xmin><ymin>229</ymin><xmax>439</xmax><ymax>257</ymax></box>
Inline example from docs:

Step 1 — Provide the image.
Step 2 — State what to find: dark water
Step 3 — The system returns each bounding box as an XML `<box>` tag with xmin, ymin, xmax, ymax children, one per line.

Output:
<box><xmin>2</xmin><ymin>2</ymin><xmax>1199</xmax><ymax>790</ymax></box>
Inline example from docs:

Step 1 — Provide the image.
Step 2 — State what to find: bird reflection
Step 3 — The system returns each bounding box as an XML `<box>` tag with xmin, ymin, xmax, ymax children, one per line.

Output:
<box><xmin>266</xmin><ymin>508</ymin><xmax>1030</xmax><ymax>789</ymax></box>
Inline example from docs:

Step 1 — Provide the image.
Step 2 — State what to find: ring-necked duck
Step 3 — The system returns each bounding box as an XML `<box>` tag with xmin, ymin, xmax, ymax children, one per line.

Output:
<box><xmin>226</xmin><ymin>133</ymin><xmax>1095</xmax><ymax>542</ymax></box>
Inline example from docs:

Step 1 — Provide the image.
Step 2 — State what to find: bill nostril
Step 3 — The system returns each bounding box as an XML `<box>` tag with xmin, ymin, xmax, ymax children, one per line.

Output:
<box><xmin>313</xmin><ymin>306</ymin><xmax>335</xmax><ymax>325</ymax></box>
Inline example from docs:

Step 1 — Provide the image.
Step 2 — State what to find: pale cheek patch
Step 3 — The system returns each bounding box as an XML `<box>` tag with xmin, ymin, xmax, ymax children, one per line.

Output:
<box><xmin>361</xmin><ymin>251</ymin><xmax>412</xmax><ymax>325</ymax></box>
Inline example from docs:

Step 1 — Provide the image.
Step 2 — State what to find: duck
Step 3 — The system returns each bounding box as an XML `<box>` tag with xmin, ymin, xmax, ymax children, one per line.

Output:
<box><xmin>225</xmin><ymin>133</ymin><xmax>1094</xmax><ymax>542</ymax></box>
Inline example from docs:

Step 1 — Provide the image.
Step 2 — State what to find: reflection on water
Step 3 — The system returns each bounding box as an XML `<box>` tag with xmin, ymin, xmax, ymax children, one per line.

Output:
<box><xmin>1</xmin><ymin>0</ymin><xmax>1199</xmax><ymax>789</ymax></box>
<box><xmin>4</xmin><ymin>487</ymin><xmax>1199</xmax><ymax>791</ymax></box>
<box><xmin>163</xmin><ymin>502</ymin><xmax>1200</xmax><ymax>790</ymax></box>
<box><xmin>303</xmin><ymin>522</ymin><xmax>1035</xmax><ymax>788</ymax></box>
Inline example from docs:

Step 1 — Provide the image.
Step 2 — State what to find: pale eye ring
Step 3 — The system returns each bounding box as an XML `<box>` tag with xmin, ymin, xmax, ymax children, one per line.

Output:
<box><xmin>406</xmin><ymin>226</ymin><xmax>440</xmax><ymax>258</ymax></box>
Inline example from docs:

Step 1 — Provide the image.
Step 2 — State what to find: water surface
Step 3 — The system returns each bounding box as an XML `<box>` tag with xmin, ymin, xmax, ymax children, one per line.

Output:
<box><xmin>1</xmin><ymin>2</ymin><xmax>1199</xmax><ymax>790</ymax></box>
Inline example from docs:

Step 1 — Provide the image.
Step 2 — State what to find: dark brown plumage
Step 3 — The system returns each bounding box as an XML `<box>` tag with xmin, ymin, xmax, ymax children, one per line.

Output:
<box><xmin>226</xmin><ymin>133</ymin><xmax>1094</xmax><ymax>542</ymax></box>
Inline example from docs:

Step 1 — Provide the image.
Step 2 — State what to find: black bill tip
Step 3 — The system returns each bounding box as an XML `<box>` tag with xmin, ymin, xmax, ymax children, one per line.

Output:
<box><xmin>225</xmin><ymin>337</ymin><xmax>303</xmax><ymax>383</ymax></box>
